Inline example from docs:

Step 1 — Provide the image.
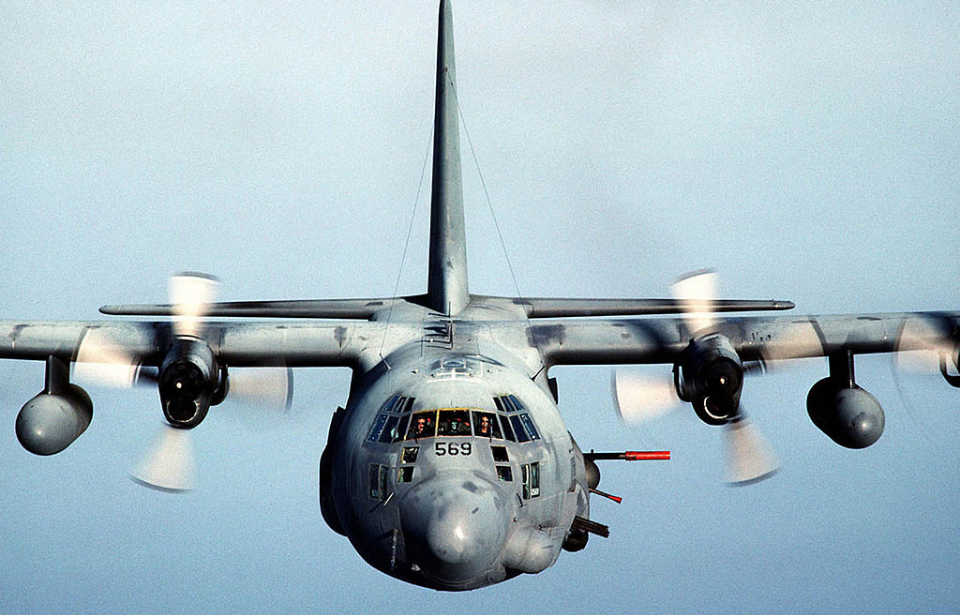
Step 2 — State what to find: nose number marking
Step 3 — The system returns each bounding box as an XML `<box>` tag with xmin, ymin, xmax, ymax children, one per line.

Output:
<box><xmin>434</xmin><ymin>442</ymin><xmax>472</xmax><ymax>457</ymax></box>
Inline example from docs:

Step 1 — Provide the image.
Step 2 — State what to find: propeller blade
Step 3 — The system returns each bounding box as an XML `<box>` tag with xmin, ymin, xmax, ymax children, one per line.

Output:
<box><xmin>611</xmin><ymin>370</ymin><xmax>680</xmax><ymax>426</ymax></box>
<box><xmin>169</xmin><ymin>272</ymin><xmax>220</xmax><ymax>338</ymax></box>
<box><xmin>894</xmin><ymin>317</ymin><xmax>958</xmax><ymax>375</ymax></box>
<box><xmin>742</xmin><ymin>360</ymin><xmax>768</xmax><ymax>376</ymax></box>
<box><xmin>225</xmin><ymin>367</ymin><xmax>294</xmax><ymax>411</ymax></box>
<box><xmin>73</xmin><ymin>327</ymin><xmax>148</xmax><ymax>388</ymax></box>
<box><xmin>894</xmin><ymin>350</ymin><xmax>942</xmax><ymax>374</ymax></box>
<box><xmin>671</xmin><ymin>269</ymin><xmax>718</xmax><ymax>336</ymax></box>
<box><xmin>131</xmin><ymin>423</ymin><xmax>196</xmax><ymax>493</ymax></box>
<box><xmin>722</xmin><ymin>415</ymin><xmax>779</xmax><ymax>485</ymax></box>
<box><xmin>757</xmin><ymin>320</ymin><xmax>824</xmax><ymax>363</ymax></box>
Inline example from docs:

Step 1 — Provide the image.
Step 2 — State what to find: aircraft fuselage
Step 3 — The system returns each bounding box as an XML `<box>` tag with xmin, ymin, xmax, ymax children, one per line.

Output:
<box><xmin>320</xmin><ymin>312</ymin><xmax>589</xmax><ymax>590</ymax></box>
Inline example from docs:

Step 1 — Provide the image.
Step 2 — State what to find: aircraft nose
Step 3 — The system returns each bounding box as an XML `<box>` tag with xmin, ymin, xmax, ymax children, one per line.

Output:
<box><xmin>400</xmin><ymin>476</ymin><xmax>506</xmax><ymax>582</ymax></box>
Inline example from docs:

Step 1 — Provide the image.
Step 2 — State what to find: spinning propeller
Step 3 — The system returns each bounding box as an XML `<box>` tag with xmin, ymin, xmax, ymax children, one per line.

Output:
<box><xmin>74</xmin><ymin>272</ymin><xmax>293</xmax><ymax>492</ymax></box>
<box><xmin>612</xmin><ymin>270</ymin><xmax>779</xmax><ymax>485</ymax></box>
<box><xmin>894</xmin><ymin>317</ymin><xmax>960</xmax><ymax>383</ymax></box>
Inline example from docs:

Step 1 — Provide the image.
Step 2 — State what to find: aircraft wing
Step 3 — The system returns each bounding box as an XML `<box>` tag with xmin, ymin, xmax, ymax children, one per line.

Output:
<box><xmin>0</xmin><ymin>320</ymin><xmax>384</xmax><ymax>368</ymax></box>
<box><xmin>531</xmin><ymin>311</ymin><xmax>960</xmax><ymax>367</ymax></box>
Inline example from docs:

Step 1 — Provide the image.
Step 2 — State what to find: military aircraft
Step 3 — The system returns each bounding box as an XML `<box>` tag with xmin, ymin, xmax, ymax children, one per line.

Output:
<box><xmin>1</xmin><ymin>0</ymin><xmax>958</xmax><ymax>593</ymax></box>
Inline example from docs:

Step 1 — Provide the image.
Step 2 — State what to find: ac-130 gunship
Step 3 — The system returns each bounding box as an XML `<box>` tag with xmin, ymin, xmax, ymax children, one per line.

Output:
<box><xmin>2</xmin><ymin>0</ymin><xmax>958</xmax><ymax>592</ymax></box>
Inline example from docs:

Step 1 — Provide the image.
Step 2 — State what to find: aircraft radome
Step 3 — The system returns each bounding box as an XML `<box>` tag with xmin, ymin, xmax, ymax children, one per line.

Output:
<box><xmin>2</xmin><ymin>0</ymin><xmax>958</xmax><ymax>607</ymax></box>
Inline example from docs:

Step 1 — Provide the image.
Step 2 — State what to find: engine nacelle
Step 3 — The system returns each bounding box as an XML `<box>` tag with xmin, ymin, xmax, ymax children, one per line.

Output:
<box><xmin>16</xmin><ymin>385</ymin><xmax>93</xmax><ymax>456</ymax></box>
<box><xmin>806</xmin><ymin>377</ymin><xmax>885</xmax><ymax>449</ymax></box>
<box><xmin>158</xmin><ymin>339</ymin><xmax>222</xmax><ymax>429</ymax></box>
<box><xmin>679</xmin><ymin>334</ymin><xmax>743</xmax><ymax>425</ymax></box>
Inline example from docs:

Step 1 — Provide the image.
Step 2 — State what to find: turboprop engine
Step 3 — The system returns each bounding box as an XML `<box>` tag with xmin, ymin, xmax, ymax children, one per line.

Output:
<box><xmin>158</xmin><ymin>339</ymin><xmax>224</xmax><ymax>429</ymax></box>
<box><xmin>677</xmin><ymin>334</ymin><xmax>744</xmax><ymax>425</ymax></box>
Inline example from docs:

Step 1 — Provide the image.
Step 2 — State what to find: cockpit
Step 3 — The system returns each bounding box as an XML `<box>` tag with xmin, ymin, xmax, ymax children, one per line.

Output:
<box><xmin>365</xmin><ymin>394</ymin><xmax>541</xmax><ymax>443</ymax></box>
<box><xmin>363</xmin><ymin>393</ymin><xmax>545</xmax><ymax>499</ymax></box>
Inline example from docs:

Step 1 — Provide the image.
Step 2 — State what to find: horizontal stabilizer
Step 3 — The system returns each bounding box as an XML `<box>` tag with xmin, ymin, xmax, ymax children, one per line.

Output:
<box><xmin>101</xmin><ymin>296</ymin><xmax>794</xmax><ymax>320</ymax></box>
<box><xmin>101</xmin><ymin>298</ymin><xmax>392</xmax><ymax>320</ymax></box>
<box><xmin>512</xmin><ymin>297</ymin><xmax>794</xmax><ymax>318</ymax></box>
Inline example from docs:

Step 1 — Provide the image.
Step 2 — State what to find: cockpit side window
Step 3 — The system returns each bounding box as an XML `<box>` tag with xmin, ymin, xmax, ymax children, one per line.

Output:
<box><xmin>493</xmin><ymin>395</ymin><xmax>541</xmax><ymax>443</ymax></box>
<box><xmin>369</xmin><ymin>464</ymin><xmax>381</xmax><ymax>499</ymax></box>
<box><xmin>369</xmin><ymin>464</ymin><xmax>388</xmax><ymax>500</ymax></box>
<box><xmin>391</xmin><ymin>414</ymin><xmax>410</xmax><ymax>443</ymax></box>
<box><xmin>500</xmin><ymin>413</ymin><xmax>516</xmax><ymax>441</ymax></box>
<box><xmin>367</xmin><ymin>396</ymin><xmax>416</xmax><ymax>443</ymax></box>
<box><xmin>519</xmin><ymin>413</ymin><xmax>541</xmax><ymax>440</ymax></box>
<box><xmin>494</xmin><ymin>395</ymin><xmax>521</xmax><ymax>412</ymax></box>
<box><xmin>521</xmin><ymin>462</ymin><xmax>541</xmax><ymax>499</ymax></box>
<box><xmin>366</xmin><ymin>413</ymin><xmax>389</xmax><ymax>442</ymax></box>
<box><xmin>509</xmin><ymin>415</ymin><xmax>531</xmax><ymax>443</ymax></box>
<box><xmin>378</xmin><ymin>415</ymin><xmax>400</xmax><ymax>443</ymax></box>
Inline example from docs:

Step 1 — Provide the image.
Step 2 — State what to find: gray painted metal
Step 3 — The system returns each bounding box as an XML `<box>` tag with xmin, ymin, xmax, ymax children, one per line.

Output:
<box><xmin>3</xmin><ymin>312</ymin><xmax>956</xmax><ymax>371</ymax></box>
<box><xmin>100</xmin><ymin>298</ymin><xmax>393</xmax><ymax>320</ymax></box>
<box><xmin>531</xmin><ymin>312</ymin><xmax>960</xmax><ymax>367</ymax></box>
<box><xmin>510</xmin><ymin>297</ymin><xmax>795</xmax><ymax>318</ymax></box>
<box><xmin>16</xmin><ymin>357</ymin><xmax>93</xmax><ymax>456</ymax></box>
<box><xmin>427</xmin><ymin>0</ymin><xmax>469</xmax><ymax>316</ymax></box>
<box><xmin>325</xmin><ymin>331</ymin><xmax>584</xmax><ymax>590</ymax></box>
<box><xmin>0</xmin><ymin>0</ymin><xmax>958</xmax><ymax>593</ymax></box>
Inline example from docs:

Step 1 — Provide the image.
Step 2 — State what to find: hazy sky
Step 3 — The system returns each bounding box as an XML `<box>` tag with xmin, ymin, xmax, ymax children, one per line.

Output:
<box><xmin>1</xmin><ymin>1</ymin><xmax>958</xmax><ymax>614</ymax></box>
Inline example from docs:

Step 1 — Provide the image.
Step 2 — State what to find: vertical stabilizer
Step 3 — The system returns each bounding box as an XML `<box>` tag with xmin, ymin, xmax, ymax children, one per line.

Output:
<box><xmin>427</xmin><ymin>0</ymin><xmax>469</xmax><ymax>316</ymax></box>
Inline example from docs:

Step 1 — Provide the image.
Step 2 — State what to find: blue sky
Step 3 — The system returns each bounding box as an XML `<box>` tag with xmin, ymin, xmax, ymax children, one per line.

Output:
<box><xmin>1</xmin><ymin>1</ymin><xmax>958</xmax><ymax>613</ymax></box>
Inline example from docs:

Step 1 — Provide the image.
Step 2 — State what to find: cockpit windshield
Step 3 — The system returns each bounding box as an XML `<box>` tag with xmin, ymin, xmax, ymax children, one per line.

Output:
<box><xmin>437</xmin><ymin>409</ymin><xmax>472</xmax><ymax>436</ymax></box>
<box><xmin>368</xmin><ymin>396</ymin><xmax>540</xmax><ymax>443</ymax></box>
<box><xmin>407</xmin><ymin>411</ymin><xmax>437</xmax><ymax>439</ymax></box>
<box><xmin>472</xmin><ymin>411</ymin><xmax>502</xmax><ymax>439</ymax></box>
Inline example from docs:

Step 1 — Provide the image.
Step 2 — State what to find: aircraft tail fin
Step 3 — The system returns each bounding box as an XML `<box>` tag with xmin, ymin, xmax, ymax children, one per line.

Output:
<box><xmin>426</xmin><ymin>0</ymin><xmax>469</xmax><ymax>316</ymax></box>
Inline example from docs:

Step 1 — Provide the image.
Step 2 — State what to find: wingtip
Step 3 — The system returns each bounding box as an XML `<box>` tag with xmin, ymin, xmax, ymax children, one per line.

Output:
<box><xmin>100</xmin><ymin>304</ymin><xmax>165</xmax><ymax>316</ymax></box>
